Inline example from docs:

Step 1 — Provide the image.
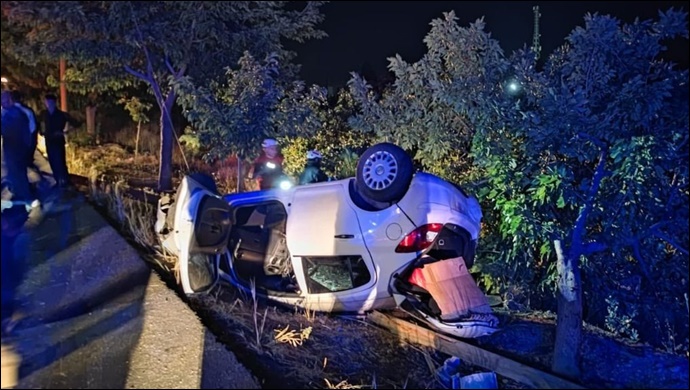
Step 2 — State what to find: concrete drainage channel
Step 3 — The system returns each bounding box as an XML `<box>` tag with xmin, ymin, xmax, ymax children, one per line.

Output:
<box><xmin>4</xmin><ymin>184</ymin><xmax>259</xmax><ymax>389</ymax></box>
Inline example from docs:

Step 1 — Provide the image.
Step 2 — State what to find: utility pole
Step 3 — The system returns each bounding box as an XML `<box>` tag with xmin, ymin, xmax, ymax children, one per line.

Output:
<box><xmin>532</xmin><ymin>6</ymin><xmax>542</xmax><ymax>61</ymax></box>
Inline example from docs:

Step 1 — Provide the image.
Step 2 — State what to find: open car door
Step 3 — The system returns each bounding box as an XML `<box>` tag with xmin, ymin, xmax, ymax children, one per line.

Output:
<box><xmin>171</xmin><ymin>175</ymin><xmax>232</xmax><ymax>294</ymax></box>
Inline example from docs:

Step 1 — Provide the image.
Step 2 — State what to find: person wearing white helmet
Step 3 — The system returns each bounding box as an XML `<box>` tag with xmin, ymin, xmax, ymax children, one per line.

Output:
<box><xmin>249</xmin><ymin>138</ymin><xmax>284</xmax><ymax>190</ymax></box>
<box><xmin>299</xmin><ymin>149</ymin><xmax>328</xmax><ymax>185</ymax></box>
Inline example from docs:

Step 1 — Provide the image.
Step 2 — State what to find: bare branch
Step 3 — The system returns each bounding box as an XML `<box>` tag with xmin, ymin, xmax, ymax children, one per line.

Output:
<box><xmin>165</xmin><ymin>56</ymin><xmax>176</xmax><ymax>75</ymax></box>
<box><xmin>123</xmin><ymin>65</ymin><xmax>151</xmax><ymax>83</ymax></box>
<box><xmin>582</xmin><ymin>241</ymin><xmax>607</xmax><ymax>255</ymax></box>
<box><xmin>571</xmin><ymin>147</ymin><xmax>609</xmax><ymax>246</ymax></box>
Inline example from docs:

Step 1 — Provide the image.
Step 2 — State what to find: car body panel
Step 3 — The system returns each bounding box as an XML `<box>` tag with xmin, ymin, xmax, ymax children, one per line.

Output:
<box><xmin>159</xmin><ymin>165</ymin><xmax>499</xmax><ymax>338</ymax></box>
<box><xmin>396</xmin><ymin>173</ymin><xmax>482</xmax><ymax>240</ymax></box>
<box><xmin>286</xmin><ymin>180</ymin><xmax>367</xmax><ymax>257</ymax></box>
<box><xmin>168</xmin><ymin>176</ymin><xmax>231</xmax><ymax>294</ymax></box>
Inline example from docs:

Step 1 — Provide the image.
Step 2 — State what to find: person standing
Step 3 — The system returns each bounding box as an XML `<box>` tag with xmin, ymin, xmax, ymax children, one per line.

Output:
<box><xmin>1</xmin><ymin>90</ymin><xmax>33</xmax><ymax>202</ymax></box>
<box><xmin>40</xmin><ymin>93</ymin><xmax>80</xmax><ymax>188</ymax></box>
<box><xmin>9</xmin><ymin>90</ymin><xmax>52</xmax><ymax>200</ymax></box>
<box><xmin>10</xmin><ymin>90</ymin><xmax>39</xmax><ymax>169</ymax></box>
<box><xmin>249</xmin><ymin>138</ymin><xmax>285</xmax><ymax>190</ymax></box>
<box><xmin>299</xmin><ymin>149</ymin><xmax>328</xmax><ymax>185</ymax></box>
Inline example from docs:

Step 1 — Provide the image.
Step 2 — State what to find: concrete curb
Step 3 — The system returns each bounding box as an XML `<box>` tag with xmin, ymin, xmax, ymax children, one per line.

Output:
<box><xmin>11</xmin><ymin>199</ymin><xmax>260</xmax><ymax>389</ymax></box>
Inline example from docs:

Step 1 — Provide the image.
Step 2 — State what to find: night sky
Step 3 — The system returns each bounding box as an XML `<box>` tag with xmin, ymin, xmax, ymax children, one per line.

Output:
<box><xmin>292</xmin><ymin>1</ymin><xmax>689</xmax><ymax>87</ymax></box>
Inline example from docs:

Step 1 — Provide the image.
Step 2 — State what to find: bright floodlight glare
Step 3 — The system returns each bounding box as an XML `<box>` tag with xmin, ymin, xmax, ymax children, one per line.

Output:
<box><xmin>279</xmin><ymin>180</ymin><xmax>292</xmax><ymax>190</ymax></box>
<box><xmin>0</xmin><ymin>77</ymin><xmax>8</xmax><ymax>83</ymax></box>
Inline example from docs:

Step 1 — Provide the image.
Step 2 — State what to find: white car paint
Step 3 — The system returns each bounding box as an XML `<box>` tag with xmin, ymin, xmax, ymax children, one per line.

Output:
<box><xmin>158</xmin><ymin>167</ymin><xmax>498</xmax><ymax>338</ymax></box>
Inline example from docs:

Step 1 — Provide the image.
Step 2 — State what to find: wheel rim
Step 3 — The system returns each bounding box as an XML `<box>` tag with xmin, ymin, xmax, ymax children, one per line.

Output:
<box><xmin>362</xmin><ymin>150</ymin><xmax>398</xmax><ymax>190</ymax></box>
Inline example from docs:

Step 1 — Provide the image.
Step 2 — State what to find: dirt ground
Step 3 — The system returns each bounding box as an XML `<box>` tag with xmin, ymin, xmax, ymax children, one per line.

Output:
<box><xmin>181</xmin><ymin>284</ymin><xmax>531</xmax><ymax>390</ymax></box>
<box><xmin>181</xmin><ymin>283</ymin><xmax>688</xmax><ymax>389</ymax></box>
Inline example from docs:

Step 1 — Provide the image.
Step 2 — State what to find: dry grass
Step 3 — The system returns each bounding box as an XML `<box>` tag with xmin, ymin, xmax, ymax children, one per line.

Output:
<box><xmin>249</xmin><ymin>278</ymin><xmax>269</xmax><ymax>350</ymax></box>
<box><xmin>187</xmin><ymin>286</ymin><xmax>436</xmax><ymax>389</ymax></box>
<box><xmin>274</xmin><ymin>324</ymin><xmax>313</xmax><ymax>347</ymax></box>
<box><xmin>302</xmin><ymin>307</ymin><xmax>317</xmax><ymax>323</ymax></box>
<box><xmin>82</xmin><ymin>170</ymin><xmax>173</xmax><ymax>274</ymax></box>
<box><xmin>324</xmin><ymin>379</ymin><xmax>365</xmax><ymax>389</ymax></box>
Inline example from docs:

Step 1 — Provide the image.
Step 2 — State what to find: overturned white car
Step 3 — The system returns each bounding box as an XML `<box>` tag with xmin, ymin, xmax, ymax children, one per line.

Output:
<box><xmin>155</xmin><ymin>143</ymin><xmax>499</xmax><ymax>338</ymax></box>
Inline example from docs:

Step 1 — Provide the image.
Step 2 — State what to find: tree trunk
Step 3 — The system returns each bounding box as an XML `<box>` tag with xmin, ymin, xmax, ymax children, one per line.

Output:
<box><xmin>551</xmin><ymin>147</ymin><xmax>608</xmax><ymax>381</ymax></box>
<box><xmin>59</xmin><ymin>58</ymin><xmax>67</xmax><ymax>111</ymax></box>
<box><xmin>158</xmin><ymin>90</ymin><xmax>176</xmax><ymax>191</ymax></box>
<box><xmin>135</xmin><ymin>119</ymin><xmax>142</xmax><ymax>162</ymax></box>
<box><xmin>552</xmin><ymin>239</ymin><xmax>582</xmax><ymax>379</ymax></box>
<box><xmin>86</xmin><ymin>105</ymin><xmax>97</xmax><ymax>136</ymax></box>
<box><xmin>236</xmin><ymin>155</ymin><xmax>244</xmax><ymax>193</ymax></box>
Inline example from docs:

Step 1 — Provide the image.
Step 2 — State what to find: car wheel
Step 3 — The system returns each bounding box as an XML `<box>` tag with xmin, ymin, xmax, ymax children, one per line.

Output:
<box><xmin>356</xmin><ymin>143</ymin><xmax>413</xmax><ymax>203</ymax></box>
<box><xmin>189</xmin><ymin>172</ymin><xmax>219</xmax><ymax>195</ymax></box>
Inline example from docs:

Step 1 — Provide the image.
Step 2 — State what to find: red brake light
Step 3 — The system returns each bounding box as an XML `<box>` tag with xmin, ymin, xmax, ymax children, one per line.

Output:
<box><xmin>395</xmin><ymin>223</ymin><xmax>443</xmax><ymax>253</ymax></box>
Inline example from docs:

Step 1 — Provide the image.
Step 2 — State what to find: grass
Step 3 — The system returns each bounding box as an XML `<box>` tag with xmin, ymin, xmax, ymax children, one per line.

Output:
<box><xmin>274</xmin><ymin>324</ymin><xmax>313</xmax><ymax>347</ymax></box>
<box><xmin>249</xmin><ymin>278</ymin><xmax>268</xmax><ymax>350</ymax></box>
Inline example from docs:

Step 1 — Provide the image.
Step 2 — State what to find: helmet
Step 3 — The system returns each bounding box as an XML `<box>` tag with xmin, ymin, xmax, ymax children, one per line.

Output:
<box><xmin>306</xmin><ymin>150</ymin><xmax>322</xmax><ymax>160</ymax></box>
<box><xmin>262</xmin><ymin>138</ymin><xmax>278</xmax><ymax>148</ymax></box>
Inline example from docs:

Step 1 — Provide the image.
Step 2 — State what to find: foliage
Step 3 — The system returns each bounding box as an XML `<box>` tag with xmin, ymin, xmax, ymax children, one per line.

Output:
<box><xmin>476</xmin><ymin>9</ymin><xmax>689</xmax><ymax>349</ymax></box>
<box><xmin>178</xmin><ymin>126</ymin><xmax>203</xmax><ymax>159</ymax></box>
<box><xmin>118</xmin><ymin>96</ymin><xmax>152</xmax><ymax>125</ymax></box>
<box><xmin>3</xmin><ymin>1</ymin><xmax>327</xmax><ymax>190</ymax></box>
<box><xmin>348</xmin><ymin>7</ymin><xmax>689</xmax><ymax>352</ymax></box>
<box><xmin>175</xmin><ymin>52</ymin><xmax>327</xmax><ymax>164</ymax></box>
<box><xmin>348</xmin><ymin>12</ymin><xmax>509</xmax><ymax>185</ymax></box>
<box><xmin>605</xmin><ymin>296</ymin><xmax>640</xmax><ymax>342</ymax></box>
<box><xmin>347</xmin><ymin>11</ymin><xmax>529</xmax><ymax>291</ymax></box>
<box><xmin>0</xmin><ymin>12</ymin><xmax>56</xmax><ymax>111</ymax></box>
<box><xmin>281</xmin><ymin>88</ymin><xmax>377</xmax><ymax>178</ymax></box>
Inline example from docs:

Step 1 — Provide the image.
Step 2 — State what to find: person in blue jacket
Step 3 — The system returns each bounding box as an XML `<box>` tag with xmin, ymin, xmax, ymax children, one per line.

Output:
<box><xmin>1</xmin><ymin>90</ymin><xmax>33</xmax><ymax>202</ymax></box>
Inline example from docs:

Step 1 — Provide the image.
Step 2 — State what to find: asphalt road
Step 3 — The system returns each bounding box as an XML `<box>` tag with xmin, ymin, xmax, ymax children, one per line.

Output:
<box><xmin>2</xmin><ymin>147</ymin><xmax>259</xmax><ymax>389</ymax></box>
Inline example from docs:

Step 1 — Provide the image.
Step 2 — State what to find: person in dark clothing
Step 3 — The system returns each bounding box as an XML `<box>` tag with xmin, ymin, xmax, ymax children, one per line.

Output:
<box><xmin>10</xmin><ymin>90</ymin><xmax>51</xmax><ymax>201</ymax></box>
<box><xmin>250</xmin><ymin>138</ymin><xmax>285</xmax><ymax>190</ymax></box>
<box><xmin>10</xmin><ymin>90</ymin><xmax>39</xmax><ymax>168</ymax></box>
<box><xmin>1</xmin><ymin>200</ymin><xmax>30</xmax><ymax>336</ymax></box>
<box><xmin>41</xmin><ymin>93</ymin><xmax>80</xmax><ymax>188</ymax></box>
<box><xmin>299</xmin><ymin>149</ymin><xmax>328</xmax><ymax>185</ymax></box>
<box><xmin>1</xmin><ymin>90</ymin><xmax>33</xmax><ymax>202</ymax></box>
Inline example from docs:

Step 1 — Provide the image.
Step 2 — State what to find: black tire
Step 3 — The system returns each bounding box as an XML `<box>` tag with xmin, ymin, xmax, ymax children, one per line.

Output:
<box><xmin>355</xmin><ymin>143</ymin><xmax>413</xmax><ymax>203</ymax></box>
<box><xmin>189</xmin><ymin>172</ymin><xmax>219</xmax><ymax>195</ymax></box>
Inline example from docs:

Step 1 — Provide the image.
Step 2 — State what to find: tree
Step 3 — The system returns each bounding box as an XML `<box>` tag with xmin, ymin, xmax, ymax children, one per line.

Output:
<box><xmin>2</xmin><ymin>7</ymin><xmax>139</xmax><ymax>137</ymax></box>
<box><xmin>513</xmin><ymin>10</ymin><xmax>688</xmax><ymax>377</ymax></box>
<box><xmin>118</xmin><ymin>96</ymin><xmax>153</xmax><ymax>161</ymax></box>
<box><xmin>3</xmin><ymin>1</ymin><xmax>326</xmax><ymax>190</ymax></box>
<box><xmin>0</xmin><ymin>12</ymin><xmax>56</xmax><ymax>110</ymax></box>
<box><xmin>348</xmin><ymin>13</ymin><xmax>508</xmax><ymax>185</ymax></box>
<box><xmin>348</xmin><ymin>8</ymin><xmax>689</xmax><ymax>379</ymax></box>
<box><xmin>175</xmin><ymin>51</ymin><xmax>327</xmax><ymax>192</ymax></box>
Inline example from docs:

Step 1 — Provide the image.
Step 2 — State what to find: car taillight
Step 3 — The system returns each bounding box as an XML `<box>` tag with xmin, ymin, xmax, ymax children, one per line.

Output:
<box><xmin>395</xmin><ymin>223</ymin><xmax>443</xmax><ymax>253</ymax></box>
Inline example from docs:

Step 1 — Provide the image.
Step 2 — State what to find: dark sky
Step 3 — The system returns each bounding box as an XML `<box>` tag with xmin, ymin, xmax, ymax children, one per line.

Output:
<box><xmin>292</xmin><ymin>1</ymin><xmax>689</xmax><ymax>87</ymax></box>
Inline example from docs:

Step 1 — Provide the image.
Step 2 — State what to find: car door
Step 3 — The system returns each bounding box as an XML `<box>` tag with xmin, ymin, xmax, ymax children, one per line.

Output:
<box><xmin>285</xmin><ymin>181</ymin><xmax>379</xmax><ymax>312</ymax></box>
<box><xmin>173</xmin><ymin>175</ymin><xmax>232</xmax><ymax>294</ymax></box>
